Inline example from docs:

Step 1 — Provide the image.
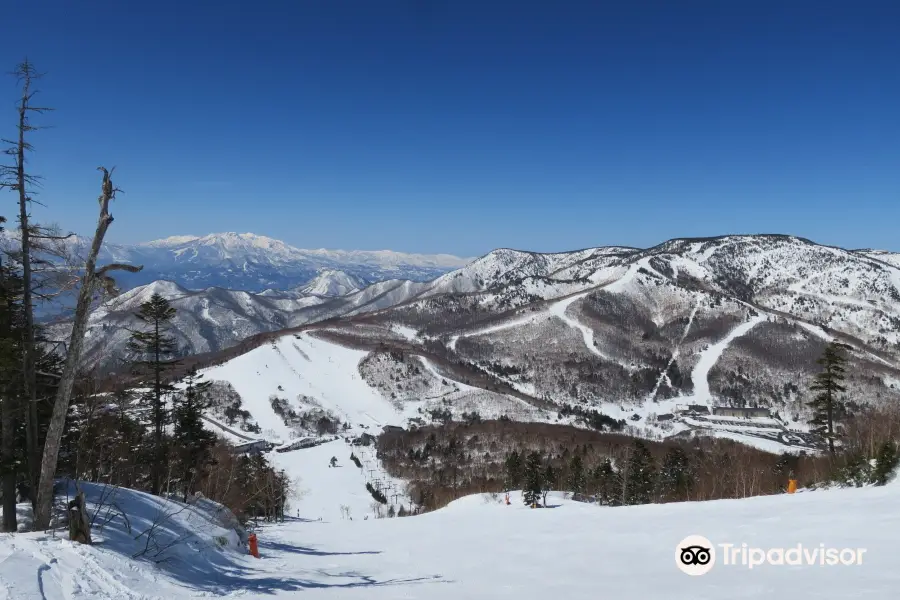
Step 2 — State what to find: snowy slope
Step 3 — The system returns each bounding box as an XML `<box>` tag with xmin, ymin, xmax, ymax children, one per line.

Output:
<box><xmin>201</xmin><ymin>332</ymin><xmax>404</xmax><ymax>442</ymax></box>
<box><xmin>297</xmin><ymin>270</ymin><xmax>366</xmax><ymax>297</ymax></box>
<box><xmin>272</xmin><ymin>439</ymin><xmax>411</xmax><ymax>522</ymax></box>
<box><xmin>0</xmin><ymin>481</ymin><xmax>248</xmax><ymax>600</ymax></box>
<box><xmin>3</xmin><ymin>479</ymin><xmax>900</xmax><ymax>598</ymax></box>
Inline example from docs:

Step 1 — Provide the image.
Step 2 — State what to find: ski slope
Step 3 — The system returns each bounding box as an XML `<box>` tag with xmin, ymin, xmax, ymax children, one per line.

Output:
<box><xmin>548</xmin><ymin>292</ymin><xmax>613</xmax><ymax>361</ymax></box>
<box><xmin>448</xmin><ymin>313</ymin><xmax>541</xmax><ymax>352</ymax></box>
<box><xmin>3</xmin><ymin>478</ymin><xmax>899</xmax><ymax>598</ymax></box>
<box><xmin>684</xmin><ymin>314</ymin><xmax>767</xmax><ymax>406</ymax></box>
<box><xmin>201</xmin><ymin>332</ymin><xmax>403</xmax><ymax>441</ymax></box>
<box><xmin>271</xmin><ymin>439</ymin><xmax>412</xmax><ymax>523</ymax></box>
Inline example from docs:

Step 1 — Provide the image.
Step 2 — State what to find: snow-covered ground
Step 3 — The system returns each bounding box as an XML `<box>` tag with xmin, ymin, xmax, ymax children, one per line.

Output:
<box><xmin>683</xmin><ymin>313</ymin><xmax>767</xmax><ymax>406</ymax></box>
<box><xmin>3</xmin><ymin>478</ymin><xmax>899</xmax><ymax>598</ymax></box>
<box><xmin>201</xmin><ymin>332</ymin><xmax>405</xmax><ymax>442</ymax></box>
<box><xmin>271</xmin><ymin>439</ymin><xmax>412</xmax><ymax>523</ymax></box>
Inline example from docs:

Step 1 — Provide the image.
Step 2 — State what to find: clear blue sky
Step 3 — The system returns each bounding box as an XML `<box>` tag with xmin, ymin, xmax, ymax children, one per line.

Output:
<box><xmin>5</xmin><ymin>0</ymin><xmax>899</xmax><ymax>257</ymax></box>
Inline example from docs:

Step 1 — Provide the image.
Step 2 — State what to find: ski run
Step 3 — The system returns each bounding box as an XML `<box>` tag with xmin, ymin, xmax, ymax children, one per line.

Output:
<box><xmin>2</xmin><ymin>473</ymin><xmax>899</xmax><ymax>599</ymax></box>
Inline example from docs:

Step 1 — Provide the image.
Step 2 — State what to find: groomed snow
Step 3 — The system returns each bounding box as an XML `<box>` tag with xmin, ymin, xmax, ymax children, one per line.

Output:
<box><xmin>683</xmin><ymin>314</ymin><xmax>767</xmax><ymax>406</ymax></box>
<box><xmin>4</xmin><ymin>479</ymin><xmax>900</xmax><ymax>598</ymax></box>
<box><xmin>548</xmin><ymin>292</ymin><xmax>613</xmax><ymax>361</ymax></box>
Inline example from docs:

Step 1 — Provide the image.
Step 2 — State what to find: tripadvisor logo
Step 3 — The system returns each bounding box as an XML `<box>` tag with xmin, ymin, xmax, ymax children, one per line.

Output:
<box><xmin>675</xmin><ymin>535</ymin><xmax>867</xmax><ymax>575</ymax></box>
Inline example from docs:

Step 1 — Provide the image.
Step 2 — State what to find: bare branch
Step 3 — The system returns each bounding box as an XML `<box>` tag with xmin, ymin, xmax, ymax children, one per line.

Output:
<box><xmin>96</xmin><ymin>263</ymin><xmax>142</xmax><ymax>278</ymax></box>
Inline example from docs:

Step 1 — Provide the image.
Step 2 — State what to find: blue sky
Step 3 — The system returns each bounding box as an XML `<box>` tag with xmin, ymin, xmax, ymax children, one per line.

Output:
<box><xmin>4</xmin><ymin>0</ymin><xmax>899</xmax><ymax>257</ymax></box>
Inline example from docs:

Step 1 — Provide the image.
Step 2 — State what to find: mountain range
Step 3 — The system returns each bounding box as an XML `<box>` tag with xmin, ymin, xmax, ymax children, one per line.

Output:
<box><xmin>1</xmin><ymin>231</ymin><xmax>472</xmax><ymax>293</ymax></box>
<box><xmin>56</xmin><ymin>232</ymin><xmax>900</xmax><ymax>456</ymax></box>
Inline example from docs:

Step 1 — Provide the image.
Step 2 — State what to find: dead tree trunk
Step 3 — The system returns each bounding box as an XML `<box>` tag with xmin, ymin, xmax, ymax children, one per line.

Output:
<box><xmin>67</xmin><ymin>490</ymin><xmax>91</xmax><ymax>544</ymax></box>
<box><xmin>1</xmin><ymin>61</ymin><xmax>51</xmax><ymax>505</ymax></box>
<box><xmin>33</xmin><ymin>168</ymin><xmax>141</xmax><ymax>530</ymax></box>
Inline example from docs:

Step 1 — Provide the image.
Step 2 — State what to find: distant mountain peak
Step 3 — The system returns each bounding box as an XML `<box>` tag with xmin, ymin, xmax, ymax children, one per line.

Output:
<box><xmin>299</xmin><ymin>269</ymin><xmax>367</xmax><ymax>297</ymax></box>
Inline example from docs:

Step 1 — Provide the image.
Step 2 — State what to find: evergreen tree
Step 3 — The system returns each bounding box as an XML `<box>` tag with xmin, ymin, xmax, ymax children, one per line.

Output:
<box><xmin>658</xmin><ymin>446</ymin><xmax>693</xmax><ymax>502</ymax></box>
<box><xmin>522</xmin><ymin>451</ymin><xmax>544</xmax><ymax>507</ymax></box>
<box><xmin>567</xmin><ymin>454</ymin><xmax>585</xmax><ymax>499</ymax></box>
<box><xmin>504</xmin><ymin>449</ymin><xmax>522</xmax><ymax>490</ymax></box>
<box><xmin>0</xmin><ymin>246</ymin><xmax>61</xmax><ymax>529</ymax></box>
<box><xmin>128</xmin><ymin>293</ymin><xmax>179</xmax><ymax>495</ymax></box>
<box><xmin>840</xmin><ymin>451</ymin><xmax>870</xmax><ymax>487</ymax></box>
<box><xmin>594</xmin><ymin>458</ymin><xmax>622</xmax><ymax>506</ymax></box>
<box><xmin>872</xmin><ymin>442</ymin><xmax>898</xmax><ymax>486</ymax></box>
<box><xmin>542</xmin><ymin>461</ymin><xmax>556</xmax><ymax>506</ymax></box>
<box><xmin>625</xmin><ymin>440</ymin><xmax>656</xmax><ymax>505</ymax></box>
<box><xmin>0</xmin><ymin>218</ymin><xmax>22</xmax><ymax>531</ymax></box>
<box><xmin>172</xmin><ymin>368</ymin><xmax>217</xmax><ymax>502</ymax></box>
<box><xmin>808</xmin><ymin>341</ymin><xmax>850</xmax><ymax>455</ymax></box>
<box><xmin>773</xmin><ymin>452</ymin><xmax>798</xmax><ymax>492</ymax></box>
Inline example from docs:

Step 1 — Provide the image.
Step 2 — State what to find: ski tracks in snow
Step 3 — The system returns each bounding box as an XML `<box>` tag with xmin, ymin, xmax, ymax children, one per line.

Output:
<box><xmin>447</xmin><ymin>313</ymin><xmax>540</xmax><ymax>351</ymax></box>
<box><xmin>548</xmin><ymin>292</ymin><xmax>614</xmax><ymax>362</ymax></box>
<box><xmin>646</xmin><ymin>299</ymin><xmax>700</xmax><ymax>402</ymax></box>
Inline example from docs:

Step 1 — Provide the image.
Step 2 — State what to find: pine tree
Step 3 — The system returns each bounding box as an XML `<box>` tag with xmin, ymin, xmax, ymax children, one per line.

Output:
<box><xmin>522</xmin><ymin>451</ymin><xmax>544</xmax><ymax>507</ymax></box>
<box><xmin>0</xmin><ymin>221</ymin><xmax>22</xmax><ymax>532</ymax></box>
<box><xmin>567</xmin><ymin>454</ymin><xmax>585</xmax><ymax>499</ymax></box>
<box><xmin>625</xmin><ymin>440</ymin><xmax>656</xmax><ymax>505</ymax></box>
<box><xmin>841</xmin><ymin>451</ymin><xmax>870</xmax><ymax>487</ymax></box>
<box><xmin>808</xmin><ymin>341</ymin><xmax>850</xmax><ymax>455</ymax></box>
<box><xmin>172</xmin><ymin>367</ymin><xmax>216</xmax><ymax>502</ymax></box>
<box><xmin>594</xmin><ymin>458</ymin><xmax>622</xmax><ymax>506</ymax></box>
<box><xmin>128</xmin><ymin>293</ymin><xmax>179</xmax><ymax>495</ymax></box>
<box><xmin>0</xmin><ymin>245</ymin><xmax>61</xmax><ymax>530</ymax></box>
<box><xmin>542</xmin><ymin>461</ymin><xmax>555</xmax><ymax>506</ymax></box>
<box><xmin>504</xmin><ymin>449</ymin><xmax>522</xmax><ymax>490</ymax></box>
<box><xmin>658</xmin><ymin>446</ymin><xmax>693</xmax><ymax>502</ymax></box>
<box><xmin>872</xmin><ymin>442</ymin><xmax>898</xmax><ymax>486</ymax></box>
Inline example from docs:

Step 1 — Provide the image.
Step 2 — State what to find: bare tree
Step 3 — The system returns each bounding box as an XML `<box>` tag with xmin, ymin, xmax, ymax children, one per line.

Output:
<box><xmin>33</xmin><ymin>168</ymin><xmax>142</xmax><ymax>530</ymax></box>
<box><xmin>0</xmin><ymin>60</ymin><xmax>52</xmax><ymax>501</ymax></box>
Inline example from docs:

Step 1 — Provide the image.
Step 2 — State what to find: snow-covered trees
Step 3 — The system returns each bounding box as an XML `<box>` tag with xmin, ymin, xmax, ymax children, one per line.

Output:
<box><xmin>658</xmin><ymin>446</ymin><xmax>693</xmax><ymax>502</ymax></box>
<box><xmin>624</xmin><ymin>441</ymin><xmax>655</xmax><ymax>505</ymax></box>
<box><xmin>567</xmin><ymin>454</ymin><xmax>585</xmax><ymax>498</ymax></box>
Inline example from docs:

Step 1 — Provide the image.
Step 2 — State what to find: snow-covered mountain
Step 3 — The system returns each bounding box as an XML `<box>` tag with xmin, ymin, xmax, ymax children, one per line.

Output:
<box><xmin>154</xmin><ymin>233</ymin><xmax>900</xmax><ymax>455</ymax></box>
<box><xmin>5</xmin><ymin>231</ymin><xmax>472</xmax><ymax>293</ymax></box>
<box><xmin>297</xmin><ymin>269</ymin><xmax>366</xmax><ymax>297</ymax></box>
<box><xmin>59</xmin><ymin>233</ymin><xmax>900</xmax><ymax>454</ymax></box>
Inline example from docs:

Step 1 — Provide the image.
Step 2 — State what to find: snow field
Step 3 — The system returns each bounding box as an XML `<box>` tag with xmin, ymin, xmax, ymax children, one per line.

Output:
<box><xmin>201</xmin><ymin>332</ymin><xmax>404</xmax><ymax>442</ymax></box>
<box><xmin>6</xmin><ymin>478</ymin><xmax>900</xmax><ymax>598</ymax></box>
